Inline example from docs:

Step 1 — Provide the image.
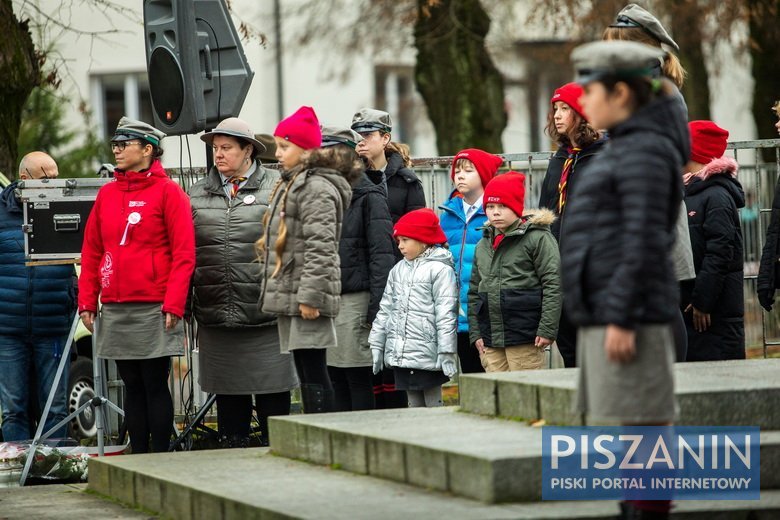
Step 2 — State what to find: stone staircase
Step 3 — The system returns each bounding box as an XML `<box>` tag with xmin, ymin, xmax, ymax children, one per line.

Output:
<box><xmin>88</xmin><ymin>359</ymin><xmax>780</xmax><ymax>519</ymax></box>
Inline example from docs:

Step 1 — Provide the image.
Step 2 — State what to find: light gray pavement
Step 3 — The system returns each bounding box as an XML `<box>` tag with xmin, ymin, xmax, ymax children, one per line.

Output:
<box><xmin>0</xmin><ymin>483</ymin><xmax>156</xmax><ymax>519</ymax></box>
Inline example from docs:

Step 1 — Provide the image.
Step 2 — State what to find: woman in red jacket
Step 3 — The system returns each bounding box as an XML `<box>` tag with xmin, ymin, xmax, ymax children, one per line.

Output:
<box><xmin>78</xmin><ymin>117</ymin><xmax>195</xmax><ymax>454</ymax></box>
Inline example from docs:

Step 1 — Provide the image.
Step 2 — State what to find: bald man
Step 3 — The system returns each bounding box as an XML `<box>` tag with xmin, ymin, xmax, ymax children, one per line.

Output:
<box><xmin>0</xmin><ymin>152</ymin><xmax>74</xmax><ymax>441</ymax></box>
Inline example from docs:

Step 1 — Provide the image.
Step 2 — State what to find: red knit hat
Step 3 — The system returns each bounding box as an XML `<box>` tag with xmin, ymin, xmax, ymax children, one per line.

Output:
<box><xmin>274</xmin><ymin>106</ymin><xmax>322</xmax><ymax>150</ymax></box>
<box><xmin>689</xmin><ymin>120</ymin><xmax>729</xmax><ymax>164</ymax></box>
<box><xmin>483</xmin><ymin>172</ymin><xmax>526</xmax><ymax>218</ymax></box>
<box><xmin>551</xmin><ymin>83</ymin><xmax>585</xmax><ymax>120</ymax></box>
<box><xmin>393</xmin><ymin>208</ymin><xmax>447</xmax><ymax>245</ymax></box>
<box><xmin>450</xmin><ymin>148</ymin><xmax>503</xmax><ymax>188</ymax></box>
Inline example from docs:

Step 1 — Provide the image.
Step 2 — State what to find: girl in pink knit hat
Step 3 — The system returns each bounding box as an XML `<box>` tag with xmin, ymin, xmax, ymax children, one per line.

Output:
<box><xmin>257</xmin><ymin>106</ymin><xmax>362</xmax><ymax>414</ymax></box>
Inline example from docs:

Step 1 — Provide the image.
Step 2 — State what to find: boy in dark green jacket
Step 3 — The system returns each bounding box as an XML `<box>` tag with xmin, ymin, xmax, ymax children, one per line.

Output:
<box><xmin>468</xmin><ymin>172</ymin><xmax>562</xmax><ymax>371</ymax></box>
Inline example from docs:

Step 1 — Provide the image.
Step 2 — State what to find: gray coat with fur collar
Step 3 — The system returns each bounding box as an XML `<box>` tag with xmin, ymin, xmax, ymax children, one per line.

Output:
<box><xmin>259</xmin><ymin>149</ymin><xmax>361</xmax><ymax>317</ymax></box>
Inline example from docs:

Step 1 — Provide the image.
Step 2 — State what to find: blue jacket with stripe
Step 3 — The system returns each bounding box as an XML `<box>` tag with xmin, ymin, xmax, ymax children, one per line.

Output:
<box><xmin>439</xmin><ymin>192</ymin><xmax>488</xmax><ymax>334</ymax></box>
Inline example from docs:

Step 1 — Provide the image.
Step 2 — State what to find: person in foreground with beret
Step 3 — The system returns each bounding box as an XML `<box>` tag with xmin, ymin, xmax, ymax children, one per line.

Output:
<box><xmin>604</xmin><ymin>3</ymin><xmax>695</xmax><ymax>364</ymax></box>
<box><xmin>258</xmin><ymin>107</ymin><xmax>362</xmax><ymax>414</ymax></box>
<box><xmin>560</xmin><ymin>40</ymin><xmax>690</xmax><ymax>520</ymax></box>
<box><xmin>438</xmin><ymin>148</ymin><xmax>501</xmax><ymax>374</ymax></box>
<box><xmin>757</xmin><ymin>101</ymin><xmax>780</xmax><ymax>311</ymax></box>
<box><xmin>681</xmin><ymin>121</ymin><xmax>745</xmax><ymax>362</ymax></box>
<box><xmin>324</xmin><ymin>126</ymin><xmax>395</xmax><ymax>411</ymax></box>
<box><xmin>189</xmin><ymin>117</ymin><xmax>298</xmax><ymax>448</ymax></box>
<box><xmin>538</xmin><ymin>82</ymin><xmax>605</xmax><ymax>368</ymax></box>
<box><xmin>369</xmin><ymin>208</ymin><xmax>458</xmax><ymax>407</ymax></box>
<box><xmin>468</xmin><ymin>172</ymin><xmax>561</xmax><ymax>372</ymax></box>
<box><xmin>79</xmin><ymin>117</ymin><xmax>195</xmax><ymax>453</ymax></box>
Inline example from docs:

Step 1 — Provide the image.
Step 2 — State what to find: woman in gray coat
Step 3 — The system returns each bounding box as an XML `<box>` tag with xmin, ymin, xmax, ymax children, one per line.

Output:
<box><xmin>189</xmin><ymin>118</ymin><xmax>298</xmax><ymax>447</ymax></box>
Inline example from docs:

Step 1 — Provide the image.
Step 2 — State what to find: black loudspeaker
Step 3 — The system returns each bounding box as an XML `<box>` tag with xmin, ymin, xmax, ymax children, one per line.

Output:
<box><xmin>143</xmin><ymin>0</ymin><xmax>254</xmax><ymax>135</ymax></box>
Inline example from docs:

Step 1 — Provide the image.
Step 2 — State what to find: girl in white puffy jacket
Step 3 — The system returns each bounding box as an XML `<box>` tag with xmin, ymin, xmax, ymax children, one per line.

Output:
<box><xmin>369</xmin><ymin>208</ymin><xmax>458</xmax><ymax>407</ymax></box>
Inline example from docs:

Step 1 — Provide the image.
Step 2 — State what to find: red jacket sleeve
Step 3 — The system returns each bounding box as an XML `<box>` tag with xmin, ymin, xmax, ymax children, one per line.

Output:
<box><xmin>161</xmin><ymin>182</ymin><xmax>195</xmax><ymax>317</ymax></box>
<box><xmin>78</xmin><ymin>193</ymin><xmax>104</xmax><ymax>313</ymax></box>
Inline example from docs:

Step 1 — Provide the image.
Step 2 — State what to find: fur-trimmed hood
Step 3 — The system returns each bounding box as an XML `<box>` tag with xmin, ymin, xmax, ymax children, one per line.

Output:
<box><xmin>297</xmin><ymin>146</ymin><xmax>364</xmax><ymax>186</ymax></box>
<box><xmin>684</xmin><ymin>156</ymin><xmax>739</xmax><ymax>185</ymax></box>
<box><xmin>482</xmin><ymin>208</ymin><xmax>557</xmax><ymax>239</ymax></box>
<box><xmin>685</xmin><ymin>156</ymin><xmax>744</xmax><ymax>208</ymax></box>
<box><xmin>521</xmin><ymin>208</ymin><xmax>556</xmax><ymax>228</ymax></box>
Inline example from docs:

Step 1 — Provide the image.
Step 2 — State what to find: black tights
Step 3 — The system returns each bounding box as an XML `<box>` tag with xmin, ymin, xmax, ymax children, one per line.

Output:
<box><xmin>115</xmin><ymin>357</ymin><xmax>173</xmax><ymax>454</ymax></box>
<box><xmin>216</xmin><ymin>392</ymin><xmax>291</xmax><ymax>437</ymax></box>
<box><xmin>292</xmin><ymin>349</ymin><xmax>333</xmax><ymax>390</ymax></box>
<box><xmin>328</xmin><ymin>366</ymin><xmax>374</xmax><ymax>411</ymax></box>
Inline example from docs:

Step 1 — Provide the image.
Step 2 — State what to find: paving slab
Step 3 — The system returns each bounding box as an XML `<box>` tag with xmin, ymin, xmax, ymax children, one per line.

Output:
<box><xmin>460</xmin><ymin>359</ymin><xmax>780</xmax><ymax>428</ymax></box>
<box><xmin>269</xmin><ymin>407</ymin><xmax>780</xmax><ymax>503</ymax></box>
<box><xmin>0</xmin><ymin>483</ymin><xmax>155</xmax><ymax>519</ymax></box>
<box><xmin>88</xmin><ymin>447</ymin><xmax>780</xmax><ymax>520</ymax></box>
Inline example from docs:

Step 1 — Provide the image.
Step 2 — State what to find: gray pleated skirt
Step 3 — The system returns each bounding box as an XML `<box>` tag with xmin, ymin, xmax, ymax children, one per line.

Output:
<box><xmin>327</xmin><ymin>291</ymin><xmax>372</xmax><ymax>368</ymax></box>
<box><xmin>276</xmin><ymin>314</ymin><xmax>337</xmax><ymax>353</ymax></box>
<box><xmin>574</xmin><ymin>324</ymin><xmax>678</xmax><ymax>424</ymax></box>
<box><xmin>96</xmin><ymin>302</ymin><xmax>184</xmax><ymax>360</ymax></box>
<box><xmin>197</xmin><ymin>324</ymin><xmax>299</xmax><ymax>395</ymax></box>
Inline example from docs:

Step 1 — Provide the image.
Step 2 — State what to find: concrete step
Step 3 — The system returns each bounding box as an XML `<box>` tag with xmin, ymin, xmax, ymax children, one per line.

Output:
<box><xmin>87</xmin><ymin>447</ymin><xmax>780</xmax><ymax>519</ymax></box>
<box><xmin>268</xmin><ymin>406</ymin><xmax>780</xmax><ymax>503</ymax></box>
<box><xmin>460</xmin><ymin>359</ymin><xmax>780</xmax><ymax>428</ymax></box>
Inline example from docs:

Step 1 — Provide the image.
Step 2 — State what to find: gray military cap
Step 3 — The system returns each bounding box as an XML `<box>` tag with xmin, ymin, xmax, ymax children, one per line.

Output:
<box><xmin>351</xmin><ymin>108</ymin><xmax>392</xmax><ymax>133</ymax></box>
<box><xmin>610</xmin><ymin>3</ymin><xmax>679</xmax><ymax>52</ymax></box>
<box><xmin>112</xmin><ymin>116</ymin><xmax>166</xmax><ymax>146</ymax></box>
<box><xmin>321</xmin><ymin>126</ymin><xmax>364</xmax><ymax>149</ymax></box>
<box><xmin>571</xmin><ymin>40</ymin><xmax>665</xmax><ymax>85</ymax></box>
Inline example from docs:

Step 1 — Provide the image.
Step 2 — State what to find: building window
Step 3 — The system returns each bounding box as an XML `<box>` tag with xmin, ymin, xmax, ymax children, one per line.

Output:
<box><xmin>374</xmin><ymin>65</ymin><xmax>417</xmax><ymax>145</ymax></box>
<box><xmin>90</xmin><ymin>73</ymin><xmax>154</xmax><ymax>140</ymax></box>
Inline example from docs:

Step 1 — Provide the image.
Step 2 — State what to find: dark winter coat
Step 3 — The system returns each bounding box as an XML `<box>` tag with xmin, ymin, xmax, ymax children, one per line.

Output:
<box><xmin>259</xmin><ymin>149</ymin><xmax>362</xmax><ymax>317</ymax></box>
<box><xmin>468</xmin><ymin>210</ymin><xmax>562</xmax><ymax>347</ymax></box>
<box><xmin>0</xmin><ymin>182</ymin><xmax>76</xmax><ymax>337</ymax></box>
<box><xmin>188</xmin><ymin>162</ymin><xmax>279</xmax><ymax>328</ymax></box>
<box><xmin>538</xmin><ymin>138</ymin><xmax>606</xmax><ymax>242</ymax></box>
<box><xmin>681</xmin><ymin>157</ymin><xmax>745</xmax><ymax>361</ymax></box>
<box><xmin>758</xmin><ymin>175</ymin><xmax>780</xmax><ymax>310</ymax></box>
<box><xmin>338</xmin><ymin>174</ymin><xmax>395</xmax><ymax>323</ymax></box>
<box><xmin>365</xmin><ymin>150</ymin><xmax>426</xmax><ymax>223</ymax></box>
<box><xmin>560</xmin><ymin>91</ymin><xmax>690</xmax><ymax>329</ymax></box>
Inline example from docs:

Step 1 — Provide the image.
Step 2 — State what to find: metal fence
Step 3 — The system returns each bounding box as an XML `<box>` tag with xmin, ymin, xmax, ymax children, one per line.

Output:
<box><xmin>165</xmin><ymin>139</ymin><xmax>780</xmax><ymax>419</ymax></box>
<box><xmin>411</xmin><ymin>139</ymin><xmax>780</xmax><ymax>358</ymax></box>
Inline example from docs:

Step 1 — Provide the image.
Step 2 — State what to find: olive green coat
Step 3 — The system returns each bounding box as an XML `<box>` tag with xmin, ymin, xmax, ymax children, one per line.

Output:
<box><xmin>468</xmin><ymin>209</ymin><xmax>562</xmax><ymax>347</ymax></box>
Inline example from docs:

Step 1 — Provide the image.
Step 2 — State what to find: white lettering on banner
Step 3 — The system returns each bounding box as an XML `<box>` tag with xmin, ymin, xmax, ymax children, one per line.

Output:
<box><xmin>550</xmin><ymin>433</ymin><xmax>752</xmax><ymax>470</ymax></box>
<box><xmin>618</xmin><ymin>435</ymin><xmax>644</xmax><ymax>470</ymax></box>
<box><xmin>647</xmin><ymin>435</ymin><xmax>675</xmax><ymax>469</ymax></box>
<box><xmin>129</xmin><ymin>201</ymin><xmax>146</xmax><ymax>207</ymax></box>
<box><xmin>551</xmin><ymin>435</ymin><xmax>576</xmax><ymax>469</ymax></box>
<box><xmin>593</xmin><ymin>435</ymin><xmax>616</xmax><ymax>469</ymax></box>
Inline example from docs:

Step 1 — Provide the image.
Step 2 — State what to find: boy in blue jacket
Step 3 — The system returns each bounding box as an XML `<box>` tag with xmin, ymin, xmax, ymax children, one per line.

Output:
<box><xmin>439</xmin><ymin>148</ymin><xmax>502</xmax><ymax>373</ymax></box>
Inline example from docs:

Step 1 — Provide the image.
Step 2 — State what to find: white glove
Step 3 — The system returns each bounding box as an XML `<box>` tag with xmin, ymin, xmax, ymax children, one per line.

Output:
<box><xmin>439</xmin><ymin>354</ymin><xmax>457</xmax><ymax>378</ymax></box>
<box><xmin>371</xmin><ymin>349</ymin><xmax>384</xmax><ymax>375</ymax></box>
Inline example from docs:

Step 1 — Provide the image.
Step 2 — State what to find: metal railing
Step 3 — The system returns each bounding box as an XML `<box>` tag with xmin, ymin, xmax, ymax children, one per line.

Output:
<box><xmin>411</xmin><ymin>139</ymin><xmax>780</xmax><ymax>358</ymax></box>
<box><xmin>168</xmin><ymin>139</ymin><xmax>780</xmax><ymax>359</ymax></box>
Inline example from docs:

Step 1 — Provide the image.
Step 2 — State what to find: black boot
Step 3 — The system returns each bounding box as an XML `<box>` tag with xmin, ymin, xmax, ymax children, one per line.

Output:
<box><xmin>258</xmin><ymin>432</ymin><xmax>270</xmax><ymax>447</ymax></box>
<box><xmin>300</xmin><ymin>384</ymin><xmax>333</xmax><ymax>414</ymax></box>
<box><xmin>219</xmin><ymin>434</ymin><xmax>250</xmax><ymax>449</ymax></box>
<box><xmin>618</xmin><ymin>502</ymin><xmax>670</xmax><ymax>520</ymax></box>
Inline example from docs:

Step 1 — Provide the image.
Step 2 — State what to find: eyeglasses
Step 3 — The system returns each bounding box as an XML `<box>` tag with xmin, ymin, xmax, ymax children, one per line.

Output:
<box><xmin>110</xmin><ymin>141</ymin><xmax>144</xmax><ymax>152</ymax></box>
<box><xmin>26</xmin><ymin>167</ymin><xmax>51</xmax><ymax>180</ymax></box>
